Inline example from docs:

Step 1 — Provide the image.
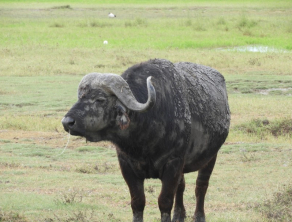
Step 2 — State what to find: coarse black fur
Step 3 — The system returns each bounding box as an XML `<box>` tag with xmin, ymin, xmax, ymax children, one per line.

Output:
<box><xmin>115</xmin><ymin>59</ymin><xmax>229</xmax><ymax>174</ymax></box>
<box><xmin>62</xmin><ymin>59</ymin><xmax>230</xmax><ymax>222</ymax></box>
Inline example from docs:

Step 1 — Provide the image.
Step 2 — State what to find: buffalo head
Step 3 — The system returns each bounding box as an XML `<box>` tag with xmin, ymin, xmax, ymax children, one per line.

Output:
<box><xmin>62</xmin><ymin>73</ymin><xmax>156</xmax><ymax>142</ymax></box>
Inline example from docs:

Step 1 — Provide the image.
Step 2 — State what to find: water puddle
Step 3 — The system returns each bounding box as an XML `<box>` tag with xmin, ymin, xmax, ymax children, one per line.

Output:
<box><xmin>217</xmin><ymin>45</ymin><xmax>289</xmax><ymax>53</ymax></box>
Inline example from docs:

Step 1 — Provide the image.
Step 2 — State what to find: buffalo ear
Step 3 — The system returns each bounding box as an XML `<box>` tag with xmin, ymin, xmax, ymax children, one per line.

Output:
<box><xmin>115</xmin><ymin>102</ymin><xmax>130</xmax><ymax>130</ymax></box>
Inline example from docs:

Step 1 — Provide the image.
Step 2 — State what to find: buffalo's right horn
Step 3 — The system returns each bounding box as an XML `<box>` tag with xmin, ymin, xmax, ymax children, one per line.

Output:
<box><xmin>79</xmin><ymin>73</ymin><xmax>156</xmax><ymax>112</ymax></box>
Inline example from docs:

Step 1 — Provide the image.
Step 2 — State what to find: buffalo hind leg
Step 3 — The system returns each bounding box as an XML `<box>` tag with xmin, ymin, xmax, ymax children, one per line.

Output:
<box><xmin>159</xmin><ymin>158</ymin><xmax>184</xmax><ymax>222</ymax></box>
<box><xmin>172</xmin><ymin>175</ymin><xmax>186</xmax><ymax>222</ymax></box>
<box><xmin>194</xmin><ymin>155</ymin><xmax>217</xmax><ymax>222</ymax></box>
<box><xmin>118</xmin><ymin>157</ymin><xmax>145</xmax><ymax>222</ymax></box>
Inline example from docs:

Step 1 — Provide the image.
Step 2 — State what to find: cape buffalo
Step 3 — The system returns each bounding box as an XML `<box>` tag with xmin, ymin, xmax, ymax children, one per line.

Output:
<box><xmin>62</xmin><ymin>59</ymin><xmax>230</xmax><ymax>222</ymax></box>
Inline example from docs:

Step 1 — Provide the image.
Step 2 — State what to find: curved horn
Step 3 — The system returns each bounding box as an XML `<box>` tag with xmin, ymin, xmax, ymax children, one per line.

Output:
<box><xmin>79</xmin><ymin>73</ymin><xmax>156</xmax><ymax>112</ymax></box>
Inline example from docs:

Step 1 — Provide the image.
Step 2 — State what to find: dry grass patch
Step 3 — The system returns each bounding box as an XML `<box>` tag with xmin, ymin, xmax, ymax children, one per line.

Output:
<box><xmin>253</xmin><ymin>184</ymin><xmax>292</xmax><ymax>221</ymax></box>
<box><xmin>234</xmin><ymin>117</ymin><xmax>292</xmax><ymax>139</ymax></box>
<box><xmin>0</xmin><ymin>209</ymin><xmax>29</xmax><ymax>222</ymax></box>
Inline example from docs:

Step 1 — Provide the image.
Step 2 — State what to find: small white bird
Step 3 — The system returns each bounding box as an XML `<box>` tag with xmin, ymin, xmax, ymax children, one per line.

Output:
<box><xmin>108</xmin><ymin>12</ymin><xmax>116</xmax><ymax>18</ymax></box>
<box><xmin>103</xmin><ymin>40</ymin><xmax>108</xmax><ymax>45</ymax></box>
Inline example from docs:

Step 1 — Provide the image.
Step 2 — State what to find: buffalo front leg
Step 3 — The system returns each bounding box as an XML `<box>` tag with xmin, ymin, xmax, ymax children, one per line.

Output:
<box><xmin>118</xmin><ymin>157</ymin><xmax>145</xmax><ymax>222</ymax></box>
<box><xmin>172</xmin><ymin>175</ymin><xmax>186</xmax><ymax>222</ymax></box>
<box><xmin>194</xmin><ymin>155</ymin><xmax>217</xmax><ymax>222</ymax></box>
<box><xmin>159</xmin><ymin>158</ymin><xmax>184</xmax><ymax>222</ymax></box>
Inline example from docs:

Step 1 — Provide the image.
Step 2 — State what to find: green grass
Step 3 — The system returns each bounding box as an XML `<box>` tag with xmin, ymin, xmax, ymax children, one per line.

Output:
<box><xmin>1</xmin><ymin>1</ymin><xmax>292</xmax><ymax>221</ymax></box>
<box><xmin>226</xmin><ymin>74</ymin><xmax>292</xmax><ymax>94</ymax></box>
<box><xmin>2</xmin><ymin>75</ymin><xmax>292</xmax><ymax>140</ymax></box>
<box><xmin>1</xmin><ymin>142</ymin><xmax>291</xmax><ymax>221</ymax></box>
<box><xmin>1</xmin><ymin>15</ymin><xmax>291</xmax><ymax>50</ymax></box>
<box><xmin>0</xmin><ymin>2</ymin><xmax>292</xmax><ymax>51</ymax></box>
<box><xmin>1</xmin><ymin>0</ymin><xmax>291</xmax><ymax>4</ymax></box>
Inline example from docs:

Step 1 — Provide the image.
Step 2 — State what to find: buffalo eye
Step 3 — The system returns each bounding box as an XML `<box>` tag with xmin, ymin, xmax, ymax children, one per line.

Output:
<box><xmin>96</xmin><ymin>97</ymin><xmax>106</xmax><ymax>103</ymax></box>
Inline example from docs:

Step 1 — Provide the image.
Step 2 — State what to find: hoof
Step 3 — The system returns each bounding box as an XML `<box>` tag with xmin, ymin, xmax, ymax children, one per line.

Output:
<box><xmin>194</xmin><ymin>213</ymin><xmax>206</xmax><ymax>222</ymax></box>
<box><xmin>132</xmin><ymin>212</ymin><xmax>143</xmax><ymax>222</ymax></box>
<box><xmin>194</xmin><ymin>217</ymin><xmax>206</xmax><ymax>222</ymax></box>
<box><xmin>172</xmin><ymin>206</ymin><xmax>185</xmax><ymax>222</ymax></box>
<box><xmin>172</xmin><ymin>217</ymin><xmax>185</xmax><ymax>222</ymax></box>
<box><xmin>161</xmin><ymin>212</ymin><xmax>171</xmax><ymax>222</ymax></box>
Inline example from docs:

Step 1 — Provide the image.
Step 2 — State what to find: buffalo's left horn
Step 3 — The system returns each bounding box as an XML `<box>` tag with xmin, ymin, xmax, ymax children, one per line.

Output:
<box><xmin>79</xmin><ymin>73</ymin><xmax>156</xmax><ymax>112</ymax></box>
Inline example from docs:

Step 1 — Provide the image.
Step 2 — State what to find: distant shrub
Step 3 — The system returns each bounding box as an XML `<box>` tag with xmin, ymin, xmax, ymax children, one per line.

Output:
<box><xmin>94</xmin><ymin>64</ymin><xmax>106</xmax><ymax>68</ymax></box>
<box><xmin>0</xmin><ymin>209</ymin><xmax>29</xmax><ymax>222</ymax></box>
<box><xmin>193</xmin><ymin>21</ymin><xmax>206</xmax><ymax>31</ymax></box>
<box><xmin>49</xmin><ymin>209</ymin><xmax>95</xmax><ymax>222</ymax></box>
<box><xmin>54</xmin><ymin>188</ymin><xmax>87</xmax><ymax>204</ymax></box>
<box><xmin>124</xmin><ymin>21</ymin><xmax>132</xmax><ymax>27</ymax></box>
<box><xmin>76</xmin><ymin>146</ymin><xmax>96</xmax><ymax>152</ymax></box>
<box><xmin>0</xmin><ymin>139</ymin><xmax>11</xmax><ymax>143</ymax></box>
<box><xmin>234</xmin><ymin>118</ymin><xmax>292</xmax><ymax>138</ymax></box>
<box><xmin>248</xmin><ymin>57</ymin><xmax>261</xmax><ymax>66</ymax></box>
<box><xmin>287</xmin><ymin>22</ymin><xmax>292</xmax><ymax>33</ymax></box>
<box><xmin>254</xmin><ymin>184</ymin><xmax>292</xmax><ymax>221</ymax></box>
<box><xmin>50</xmin><ymin>22</ymin><xmax>65</xmax><ymax>28</ymax></box>
<box><xmin>90</xmin><ymin>21</ymin><xmax>100</xmax><ymax>27</ymax></box>
<box><xmin>185</xmin><ymin>18</ymin><xmax>192</xmax><ymax>27</ymax></box>
<box><xmin>125</xmin><ymin>18</ymin><xmax>148</xmax><ymax>27</ymax></box>
<box><xmin>0</xmin><ymin>90</ymin><xmax>9</xmax><ymax>95</ymax></box>
<box><xmin>51</xmin><ymin>5</ymin><xmax>72</xmax><ymax>10</ymax></box>
<box><xmin>145</xmin><ymin>185</ymin><xmax>156</xmax><ymax>194</ymax></box>
<box><xmin>237</xmin><ymin>15</ymin><xmax>257</xmax><ymax>29</ymax></box>
<box><xmin>69</xmin><ymin>59</ymin><xmax>75</xmax><ymax>65</ymax></box>
<box><xmin>135</xmin><ymin>18</ymin><xmax>147</xmax><ymax>26</ymax></box>
<box><xmin>217</xmin><ymin>17</ymin><xmax>226</xmax><ymax>25</ymax></box>
<box><xmin>76</xmin><ymin>20</ymin><xmax>113</xmax><ymax>28</ymax></box>
<box><xmin>75</xmin><ymin>164</ymin><xmax>97</xmax><ymax>174</ymax></box>
<box><xmin>75</xmin><ymin>162</ymin><xmax>116</xmax><ymax>174</ymax></box>
<box><xmin>269</xmin><ymin>118</ymin><xmax>292</xmax><ymax>137</ymax></box>
<box><xmin>90</xmin><ymin>21</ymin><xmax>112</xmax><ymax>28</ymax></box>
<box><xmin>243</xmin><ymin>29</ymin><xmax>253</xmax><ymax>36</ymax></box>
<box><xmin>107</xmin><ymin>212</ymin><xmax>121</xmax><ymax>222</ymax></box>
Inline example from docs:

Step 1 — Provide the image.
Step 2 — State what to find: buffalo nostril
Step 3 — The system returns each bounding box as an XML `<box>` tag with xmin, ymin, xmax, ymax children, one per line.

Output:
<box><xmin>62</xmin><ymin>116</ymin><xmax>75</xmax><ymax>129</ymax></box>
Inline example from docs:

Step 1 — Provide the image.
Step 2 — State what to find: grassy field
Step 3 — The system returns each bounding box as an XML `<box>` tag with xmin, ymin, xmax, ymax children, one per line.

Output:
<box><xmin>0</xmin><ymin>0</ymin><xmax>292</xmax><ymax>221</ymax></box>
